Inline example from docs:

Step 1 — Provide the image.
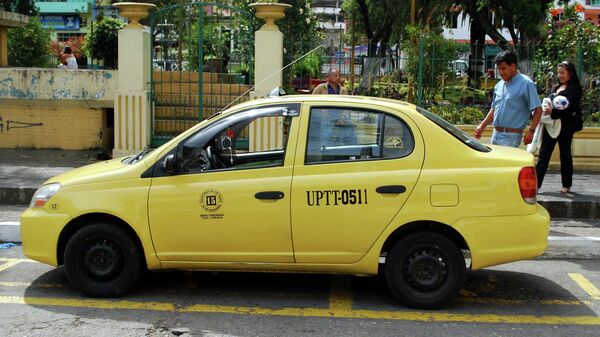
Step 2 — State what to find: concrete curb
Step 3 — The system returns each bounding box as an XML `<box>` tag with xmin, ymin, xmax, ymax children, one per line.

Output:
<box><xmin>538</xmin><ymin>200</ymin><xmax>600</xmax><ymax>219</ymax></box>
<box><xmin>0</xmin><ymin>187</ymin><xmax>35</xmax><ymax>206</ymax></box>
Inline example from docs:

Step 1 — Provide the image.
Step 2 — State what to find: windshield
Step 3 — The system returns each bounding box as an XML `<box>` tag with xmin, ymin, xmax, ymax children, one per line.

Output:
<box><xmin>416</xmin><ymin>106</ymin><xmax>490</xmax><ymax>152</ymax></box>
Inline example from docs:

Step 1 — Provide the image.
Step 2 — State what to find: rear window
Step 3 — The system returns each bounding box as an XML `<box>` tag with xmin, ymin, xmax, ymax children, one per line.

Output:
<box><xmin>416</xmin><ymin>106</ymin><xmax>491</xmax><ymax>152</ymax></box>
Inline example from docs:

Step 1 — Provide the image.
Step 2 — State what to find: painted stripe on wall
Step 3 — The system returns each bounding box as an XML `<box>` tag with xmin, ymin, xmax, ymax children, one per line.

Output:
<box><xmin>125</xmin><ymin>95</ymin><xmax>129</xmax><ymax>150</ymax></box>
<box><xmin>117</xmin><ymin>95</ymin><xmax>122</xmax><ymax>150</ymax></box>
<box><xmin>249</xmin><ymin>117</ymin><xmax>284</xmax><ymax>152</ymax></box>
<box><xmin>139</xmin><ymin>96</ymin><xmax>143</xmax><ymax>149</ymax></box>
<box><xmin>132</xmin><ymin>96</ymin><xmax>136</xmax><ymax>150</ymax></box>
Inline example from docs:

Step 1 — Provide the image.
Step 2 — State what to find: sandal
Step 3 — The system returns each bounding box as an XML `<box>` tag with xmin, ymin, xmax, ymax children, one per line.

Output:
<box><xmin>560</xmin><ymin>187</ymin><xmax>571</xmax><ymax>194</ymax></box>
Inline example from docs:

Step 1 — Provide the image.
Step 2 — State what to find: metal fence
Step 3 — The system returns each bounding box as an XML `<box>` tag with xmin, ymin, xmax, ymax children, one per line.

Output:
<box><xmin>148</xmin><ymin>2</ymin><xmax>254</xmax><ymax>147</ymax></box>
<box><xmin>284</xmin><ymin>41</ymin><xmax>600</xmax><ymax>126</ymax></box>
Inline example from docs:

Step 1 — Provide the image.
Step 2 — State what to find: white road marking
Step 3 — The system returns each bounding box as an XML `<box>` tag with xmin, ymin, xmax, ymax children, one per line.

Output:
<box><xmin>548</xmin><ymin>236</ymin><xmax>600</xmax><ymax>242</ymax></box>
<box><xmin>0</xmin><ymin>222</ymin><xmax>20</xmax><ymax>226</ymax></box>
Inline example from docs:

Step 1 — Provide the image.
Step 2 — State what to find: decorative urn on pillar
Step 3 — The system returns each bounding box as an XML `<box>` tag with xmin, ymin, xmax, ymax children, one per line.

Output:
<box><xmin>249</xmin><ymin>2</ymin><xmax>292</xmax><ymax>31</ymax></box>
<box><xmin>112</xmin><ymin>2</ymin><xmax>157</xmax><ymax>29</ymax></box>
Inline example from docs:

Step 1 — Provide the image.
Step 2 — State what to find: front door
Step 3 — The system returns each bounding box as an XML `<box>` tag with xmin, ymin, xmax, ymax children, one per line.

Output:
<box><xmin>148</xmin><ymin>104</ymin><xmax>300</xmax><ymax>262</ymax></box>
<box><xmin>291</xmin><ymin>104</ymin><xmax>425</xmax><ymax>264</ymax></box>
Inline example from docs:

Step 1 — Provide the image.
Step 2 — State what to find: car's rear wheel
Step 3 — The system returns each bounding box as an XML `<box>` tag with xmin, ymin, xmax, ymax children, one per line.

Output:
<box><xmin>385</xmin><ymin>231</ymin><xmax>465</xmax><ymax>309</ymax></box>
<box><xmin>64</xmin><ymin>222</ymin><xmax>142</xmax><ymax>297</ymax></box>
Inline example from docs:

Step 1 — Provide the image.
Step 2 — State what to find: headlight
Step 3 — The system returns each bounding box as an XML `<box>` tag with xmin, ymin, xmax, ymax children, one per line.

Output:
<box><xmin>29</xmin><ymin>183</ymin><xmax>61</xmax><ymax>208</ymax></box>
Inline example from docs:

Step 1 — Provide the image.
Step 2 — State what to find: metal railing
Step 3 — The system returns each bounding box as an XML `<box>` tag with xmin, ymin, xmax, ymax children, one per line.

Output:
<box><xmin>284</xmin><ymin>41</ymin><xmax>600</xmax><ymax>126</ymax></box>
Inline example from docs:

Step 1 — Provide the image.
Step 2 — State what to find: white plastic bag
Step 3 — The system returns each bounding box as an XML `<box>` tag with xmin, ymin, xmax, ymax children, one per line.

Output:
<box><xmin>527</xmin><ymin>123</ymin><xmax>544</xmax><ymax>154</ymax></box>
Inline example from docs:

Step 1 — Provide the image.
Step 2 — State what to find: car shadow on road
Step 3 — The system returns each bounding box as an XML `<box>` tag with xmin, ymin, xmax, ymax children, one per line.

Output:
<box><xmin>20</xmin><ymin>267</ymin><xmax>599</xmax><ymax>320</ymax></box>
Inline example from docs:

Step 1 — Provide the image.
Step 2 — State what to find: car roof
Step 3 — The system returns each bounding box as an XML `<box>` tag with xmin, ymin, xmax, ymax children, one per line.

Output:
<box><xmin>223</xmin><ymin>95</ymin><xmax>417</xmax><ymax>115</ymax></box>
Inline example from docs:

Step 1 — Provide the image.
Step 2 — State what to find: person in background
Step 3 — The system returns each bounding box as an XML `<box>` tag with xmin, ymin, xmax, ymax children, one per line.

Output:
<box><xmin>535</xmin><ymin>61</ymin><xmax>583</xmax><ymax>193</ymax></box>
<box><xmin>312</xmin><ymin>68</ymin><xmax>348</xmax><ymax>95</ymax></box>
<box><xmin>59</xmin><ymin>46</ymin><xmax>78</xmax><ymax>70</ymax></box>
<box><xmin>474</xmin><ymin>50</ymin><xmax>542</xmax><ymax>147</ymax></box>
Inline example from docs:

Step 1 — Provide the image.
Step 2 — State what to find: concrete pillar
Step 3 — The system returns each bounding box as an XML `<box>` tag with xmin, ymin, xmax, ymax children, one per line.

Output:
<box><xmin>112</xmin><ymin>3</ymin><xmax>156</xmax><ymax>157</ymax></box>
<box><xmin>250</xmin><ymin>3</ymin><xmax>291</xmax><ymax>99</ymax></box>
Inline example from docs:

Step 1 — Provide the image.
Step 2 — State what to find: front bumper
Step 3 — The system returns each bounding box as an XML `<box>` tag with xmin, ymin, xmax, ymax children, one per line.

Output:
<box><xmin>20</xmin><ymin>207</ymin><xmax>71</xmax><ymax>267</ymax></box>
<box><xmin>454</xmin><ymin>204</ymin><xmax>551</xmax><ymax>270</ymax></box>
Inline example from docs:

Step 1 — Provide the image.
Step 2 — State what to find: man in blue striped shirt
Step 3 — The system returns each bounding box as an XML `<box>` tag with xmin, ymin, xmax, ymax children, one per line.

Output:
<box><xmin>474</xmin><ymin>51</ymin><xmax>542</xmax><ymax>147</ymax></box>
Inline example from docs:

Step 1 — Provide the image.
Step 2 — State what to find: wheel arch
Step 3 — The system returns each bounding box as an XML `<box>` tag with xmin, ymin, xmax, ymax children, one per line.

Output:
<box><xmin>380</xmin><ymin>220</ymin><xmax>470</xmax><ymax>256</ymax></box>
<box><xmin>57</xmin><ymin>213</ymin><xmax>146</xmax><ymax>267</ymax></box>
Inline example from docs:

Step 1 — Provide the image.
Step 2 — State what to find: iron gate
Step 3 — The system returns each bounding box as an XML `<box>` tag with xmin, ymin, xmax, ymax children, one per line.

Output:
<box><xmin>149</xmin><ymin>2</ymin><xmax>254</xmax><ymax>147</ymax></box>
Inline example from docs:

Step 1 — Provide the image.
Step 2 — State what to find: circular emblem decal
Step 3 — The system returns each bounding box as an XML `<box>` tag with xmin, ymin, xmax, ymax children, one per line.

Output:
<box><xmin>200</xmin><ymin>189</ymin><xmax>223</xmax><ymax>212</ymax></box>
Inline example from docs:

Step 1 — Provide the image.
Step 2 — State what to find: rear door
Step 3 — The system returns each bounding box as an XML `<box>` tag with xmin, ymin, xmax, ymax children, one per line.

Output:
<box><xmin>291</xmin><ymin>103</ymin><xmax>425</xmax><ymax>263</ymax></box>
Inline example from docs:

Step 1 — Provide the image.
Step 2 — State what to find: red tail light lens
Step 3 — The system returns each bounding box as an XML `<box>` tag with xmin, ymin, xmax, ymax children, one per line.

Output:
<box><xmin>518</xmin><ymin>167</ymin><xmax>537</xmax><ymax>204</ymax></box>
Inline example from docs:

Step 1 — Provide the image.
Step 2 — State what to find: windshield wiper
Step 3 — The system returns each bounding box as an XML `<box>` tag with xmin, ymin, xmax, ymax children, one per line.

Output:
<box><xmin>125</xmin><ymin>148</ymin><xmax>154</xmax><ymax>164</ymax></box>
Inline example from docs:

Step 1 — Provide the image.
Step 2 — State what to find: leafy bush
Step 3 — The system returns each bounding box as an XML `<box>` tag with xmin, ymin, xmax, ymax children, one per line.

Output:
<box><xmin>186</xmin><ymin>21</ymin><xmax>231</xmax><ymax>72</ymax></box>
<box><xmin>581</xmin><ymin>84</ymin><xmax>600</xmax><ymax>126</ymax></box>
<box><xmin>50</xmin><ymin>35</ymin><xmax>85</xmax><ymax>61</ymax></box>
<box><xmin>292</xmin><ymin>54</ymin><xmax>321</xmax><ymax>78</ymax></box>
<box><xmin>459</xmin><ymin>107</ymin><xmax>485</xmax><ymax>125</ymax></box>
<box><xmin>590</xmin><ymin>111</ymin><xmax>600</xmax><ymax>124</ymax></box>
<box><xmin>8</xmin><ymin>17</ymin><xmax>52</xmax><ymax>67</ymax></box>
<box><xmin>428</xmin><ymin>105</ymin><xmax>484</xmax><ymax>125</ymax></box>
<box><xmin>83</xmin><ymin>17</ymin><xmax>125</xmax><ymax>69</ymax></box>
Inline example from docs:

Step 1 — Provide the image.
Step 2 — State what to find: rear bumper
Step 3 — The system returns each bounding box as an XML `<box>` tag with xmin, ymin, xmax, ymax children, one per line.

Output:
<box><xmin>20</xmin><ymin>208</ymin><xmax>71</xmax><ymax>267</ymax></box>
<box><xmin>454</xmin><ymin>204</ymin><xmax>550</xmax><ymax>270</ymax></box>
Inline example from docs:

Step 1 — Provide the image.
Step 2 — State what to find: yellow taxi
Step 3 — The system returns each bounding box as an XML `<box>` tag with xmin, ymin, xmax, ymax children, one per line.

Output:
<box><xmin>21</xmin><ymin>95</ymin><xmax>550</xmax><ymax>309</ymax></box>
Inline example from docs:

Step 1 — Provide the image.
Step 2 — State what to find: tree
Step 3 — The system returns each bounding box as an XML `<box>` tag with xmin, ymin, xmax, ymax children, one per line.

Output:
<box><xmin>0</xmin><ymin>0</ymin><xmax>37</xmax><ymax>15</ymax></box>
<box><xmin>8</xmin><ymin>17</ymin><xmax>52</xmax><ymax>67</ymax></box>
<box><xmin>83</xmin><ymin>17</ymin><xmax>125</xmax><ymax>69</ymax></box>
<box><xmin>457</xmin><ymin>0</ymin><xmax>553</xmax><ymax>80</ymax></box>
<box><xmin>342</xmin><ymin>0</ymin><xmax>451</xmax><ymax>57</ymax></box>
<box><xmin>535</xmin><ymin>3</ymin><xmax>600</xmax><ymax>96</ymax></box>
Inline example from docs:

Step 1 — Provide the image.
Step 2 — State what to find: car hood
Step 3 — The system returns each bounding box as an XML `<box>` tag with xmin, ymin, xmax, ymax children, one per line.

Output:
<box><xmin>44</xmin><ymin>157</ymin><xmax>143</xmax><ymax>187</ymax></box>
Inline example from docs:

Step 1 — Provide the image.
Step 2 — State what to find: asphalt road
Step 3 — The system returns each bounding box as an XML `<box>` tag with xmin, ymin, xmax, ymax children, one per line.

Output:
<box><xmin>1</xmin><ymin>244</ymin><xmax>600</xmax><ymax>337</ymax></box>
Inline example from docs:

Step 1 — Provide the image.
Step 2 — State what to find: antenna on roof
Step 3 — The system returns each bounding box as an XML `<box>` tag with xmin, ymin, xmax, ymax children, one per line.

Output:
<box><xmin>218</xmin><ymin>44</ymin><xmax>323</xmax><ymax>113</ymax></box>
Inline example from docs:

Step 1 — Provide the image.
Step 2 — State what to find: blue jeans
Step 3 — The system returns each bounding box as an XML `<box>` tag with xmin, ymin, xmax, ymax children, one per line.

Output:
<box><xmin>491</xmin><ymin>130</ymin><xmax>522</xmax><ymax>148</ymax></box>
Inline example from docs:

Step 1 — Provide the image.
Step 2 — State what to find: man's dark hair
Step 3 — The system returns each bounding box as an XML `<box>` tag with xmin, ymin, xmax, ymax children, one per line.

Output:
<box><xmin>494</xmin><ymin>50</ymin><xmax>517</xmax><ymax>66</ymax></box>
<box><xmin>63</xmin><ymin>46</ymin><xmax>72</xmax><ymax>54</ymax></box>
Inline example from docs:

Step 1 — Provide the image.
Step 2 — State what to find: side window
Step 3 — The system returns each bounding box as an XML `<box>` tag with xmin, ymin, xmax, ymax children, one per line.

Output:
<box><xmin>382</xmin><ymin>114</ymin><xmax>415</xmax><ymax>158</ymax></box>
<box><xmin>305</xmin><ymin>107</ymin><xmax>414</xmax><ymax>164</ymax></box>
<box><xmin>179</xmin><ymin>106</ymin><xmax>296</xmax><ymax>173</ymax></box>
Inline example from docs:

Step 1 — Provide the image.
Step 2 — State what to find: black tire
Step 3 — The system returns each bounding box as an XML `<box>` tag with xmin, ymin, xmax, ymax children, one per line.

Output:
<box><xmin>63</xmin><ymin>222</ymin><xmax>142</xmax><ymax>297</ymax></box>
<box><xmin>385</xmin><ymin>231</ymin><xmax>465</xmax><ymax>309</ymax></box>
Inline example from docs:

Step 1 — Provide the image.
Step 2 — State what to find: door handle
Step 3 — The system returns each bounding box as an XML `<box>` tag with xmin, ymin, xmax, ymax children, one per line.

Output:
<box><xmin>255</xmin><ymin>191</ymin><xmax>285</xmax><ymax>200</ymax></box>
<box><xmin>376</xmin><ymin>185</ymin><xmax>406</xmax><ymax>194</ymax></box>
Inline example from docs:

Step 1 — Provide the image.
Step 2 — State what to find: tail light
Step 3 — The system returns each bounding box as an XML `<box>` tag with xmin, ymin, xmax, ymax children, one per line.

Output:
<box><xmin>518</xmin><ymin>167</ymin><xmax>537</xmax><ymax>204</ymax></box>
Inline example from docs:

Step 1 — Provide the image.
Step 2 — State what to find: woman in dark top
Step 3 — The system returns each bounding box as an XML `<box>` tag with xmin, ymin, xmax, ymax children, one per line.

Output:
<box><xmin>535</xmin><ymin>60</ymin><xmax>583</xmax><ymax>193</ymax></box>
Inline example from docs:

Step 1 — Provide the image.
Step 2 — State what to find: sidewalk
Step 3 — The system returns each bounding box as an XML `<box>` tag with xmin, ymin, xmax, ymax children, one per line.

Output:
<box><xmin>0</xmin><ymin>149</ymin><xmax>599</xmax><ymax>218</ymax></box>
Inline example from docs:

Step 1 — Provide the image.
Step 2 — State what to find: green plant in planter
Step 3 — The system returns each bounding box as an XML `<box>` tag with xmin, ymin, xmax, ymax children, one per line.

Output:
<box><xmin>187</xmin><ymin>20</ymin><xmax>230</xmax><ymax>72</ymax></box>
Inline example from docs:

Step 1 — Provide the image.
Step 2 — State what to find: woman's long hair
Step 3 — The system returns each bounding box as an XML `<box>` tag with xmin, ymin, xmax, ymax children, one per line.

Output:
<box><xmin>551</xmin><ymin>60</ymin><xmax>582</xmax><ymax>93</ymax></box>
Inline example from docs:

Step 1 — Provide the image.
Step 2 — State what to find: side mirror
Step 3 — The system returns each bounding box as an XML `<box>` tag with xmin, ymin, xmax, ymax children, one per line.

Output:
<box><xmin>163</xmin><ymin>154</ymin><xmax>176</xmax><ymax>174</ymax></box>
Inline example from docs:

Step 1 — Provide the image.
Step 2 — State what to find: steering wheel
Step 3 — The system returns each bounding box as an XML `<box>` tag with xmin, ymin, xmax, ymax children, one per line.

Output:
<box><xmin>205</xmin><ymin>145</ymin><xmax>219</xmax><ymax>169</ymax></box>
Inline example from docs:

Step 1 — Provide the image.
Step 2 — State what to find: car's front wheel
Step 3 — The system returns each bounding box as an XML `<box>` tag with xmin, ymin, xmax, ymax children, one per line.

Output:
<box><xmin>63</xmin><ymin>222</ymin><xmax>142</xmax><ymax>297</ymax></box>
<box><xmin>385</xmin><ymin>231</ymin><xmax>465</xmax><ymax>309</ymax></box>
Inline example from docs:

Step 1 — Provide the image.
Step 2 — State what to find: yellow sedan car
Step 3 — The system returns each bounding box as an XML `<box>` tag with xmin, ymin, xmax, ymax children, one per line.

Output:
<box><xmin>21</xmin><ymin>95</ymin><xmax>550</xmax><ymax>309</ymax></box>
